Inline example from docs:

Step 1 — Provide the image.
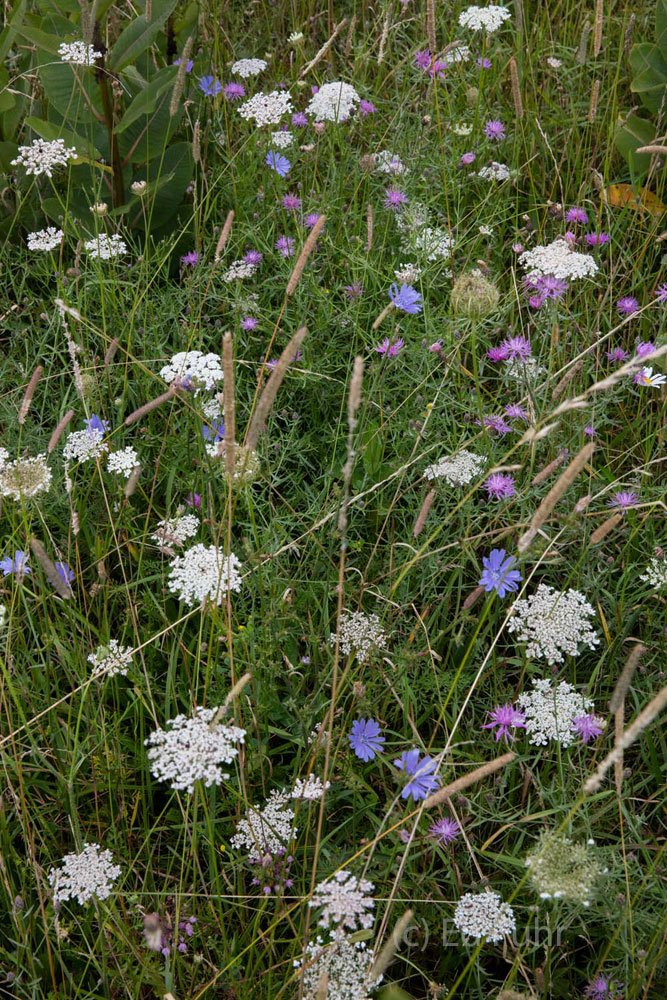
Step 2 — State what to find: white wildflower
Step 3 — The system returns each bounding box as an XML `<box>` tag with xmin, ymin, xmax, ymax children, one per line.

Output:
<box><xmin>270</xmin><ymin>130</ymin><xmax>293</xmax><ymax>148</ymax></box>
<box><xmin>477</xmin><ymin>161</ymin><xmax>511</xmax><ymax>181</ymax></box>
<box><xmin>635</xmin><ymin>366</ymin><xmax>666</xmax><ymax>387</ymax></box>
<box><xmin>63</xmin><ymin>428</ymin><xmax>108</xmax><ymax>463</ymax></box>
<box><xmin>453</xmin><ymin>890</ymin><xmax>515</xmax><ymax>943</ymax></box>
<box><xmin>27</xmin><ymin>227</ymin><xmax>63</xmax><ymax>251</ymax></box>
<box><xmin>151</xmin><ymin>513</ymin><xmax>199</xmax><ymax>547</ymax></box>
<box><xmin>306</xmin><ymin>81</ymin><xmax>360</xmax><ymax>122</ymax></box>
<box><xmin>202</xmin><ymin>397</ymin><xmax>222</xmax><ymax>421</ymax></box>
<box><xmin>294</xmin><ymin>933</ymin><xmax>382</xmax><ymax>1000</ymax></box>
<box><xmin>525</xmin><ymin>832</ymin><xmax>599</xmax><ymax>904</ymax></box>
<box><xmin>88</xmin><ymin>639</ymin><xmax>133</xmax><ymax>679</ymax></box>
<box><xmin>443</xmin><ymin>44</ymin><xmax>471</xmax><ymax>65</ymax></box>
<box><xmin>640</xmin><ymin>557</ymin><xmax>667</xmax><ymax>590</ymax></box>
<box><xmin>374</xmin><ymin>149</ymin><xmax>409</xmax><ymax>175</ymax></box>
<box><xmin>0</xmin><ymin>454</ymin><xmax>52</xmax><ymax>499</ymax></box>
<box><xmin>0</xmin><ymin>447</ymin><xmax>8</xmax><ymax>469</ymax></box>
<box><xmin>519</xmin><ymin>238</ymin><xmax>598</xmax><ymax>281</ymax></box>
<box><xmin>517</xmin><ymin>679</ymin><xmax>595</xmax><ymax>747</ymax></box>
<box><xmin>0</xmin><ymin>604</ymin><xmax>6</xmax><ymax>635</ymax></box>
<box><xmin>452</xmin><ymin>122</ymin><xmax>473</xmax><ymax>136</ymax></box>
<box><xmin>146</xmin><ymin>707</ymin><xmax>246</xmax><ymax>792</ymax></box>
<box><xmin>504</xmin><ymin>357</ymin><xmax>547</xmax><ymax>381</ymax></box>
<box><xmin>423</xmin><ymin>450</ymin><xmax>487</xmax><ymax>485</ymax></box>
<box><xmin>221</xmin><ymin>259</ymin><xmax>258</xmax><ymax>282</ymax></box>
<box><xmin>231</xmin><ymin>788</ymin><xmax>295</xmax><ymax>860</ymax></box>
<box><xmin>310</xmin><ymin>871</ymin><xmax>375</xmax><ymax>931</ymax></box>
<box><xmin>479</xmin><ymin>225</ymin><xmax>493</xmax><ymax>236</ymax></box>
<box><xmin>231</xmin><ymin>58</ymin><xmax>267</xmax><ymax>78</ymax></box>
<box><xmin>84</xmin><ymin>234</ymin><xmax>127</xmax><ymax>259</ymax></box>
<box><xmin>394</xmin><ymin>262</ymin><xmax>422</xmax><ymax>283</ymax></box>
<box><xmin>238</xmin><ymin>90</ymin><xmax>293</xmax><ymax>127</ymax></box>
<box><xmin>394</xmin><ymin>199</ymin><xmax>429</xmax><ymax>232</ymax></box>
<box><xmin>167</xmin><ymin>544</ymin><xmax>242</xmax><ymax>606</ymax></box>
<box><xmin>332</xmin><ymin>610</ymin><xmax>387</xmax><ymax>664</ymax></box>
<box><xmin>458</xmin><ymin>5</ymin><xmax>511</xmax><ymax>32</ymax></box>
<box><xmin>507</xmin><ymin>584</ymin><xmax>599</xmax><ymax>664</ymax></box>
<box><xmin>12</xmin><ymin>138</ymin><xmax>77</xmax><ymax>178</ymax></box>
<box><xmin>106</xmin><ymin>447</ymin><xmax>138</xmax><ymax>478</ymax></box>
<box><xmin>58</xmin><ymin>41</ymin><xmax>102</xmax><ymax>65</ymax></box>
<box><xmin>291</xmin><ymin>774</ymin><xmax>331</xmax><ymax>801</ymax></box>
<box><xmin>160</xmin><ymin>350</ymin><xmax>223</xmax><ymax>392</ymax></box>
<box><xmin>409</xmin><ymin>225</ymin><xmax>455</xmax><ymax>261</ymax></box>
<box><xmin>547</xmin><ymin>57</ymin><xmax>562</xmax><ymax>68</ymax></box>
<box><xmin>288</xmin><ymin>31</ymin><xmax>304</xmax><ymax>43</ymax></box>
<box><xmin>49</xmin><ymin>843</ymin><xmax>121</xmax><ymax>906</ymax></box>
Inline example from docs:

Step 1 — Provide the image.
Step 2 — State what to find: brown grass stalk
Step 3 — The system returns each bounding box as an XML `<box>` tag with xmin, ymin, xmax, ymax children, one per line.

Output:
<box><xmin>518</xmin><ymin>442</ymin><xmax>595</xmax><ymax>552</ymax></box>
<box><xmin>413</xmin><ymin>489</ymin><xmax>436</xmax><ymax>538</ymax></box>
<box><xmin>124</xmin><ymin>465</ymin><xmax>141</xmax><ymax>498</ymax></box>
<box><xmin>299</xmin><ymin>19</ymin><xmax>347</xmax><ymax>77</ymax></box>
<box><xmin>588</xmin><ymin>79</ymin><xmax>600</xmax><ymax>123</ymax></box>
<box><xmin>30</xmin><ymin>538</ymin><xmax>71</xmax><ymax>598</ymax></box>
<box><xmin>551</xmin><ymin>359</ymin><xmax>583</xmax><ymax>400</ymax></box>
<box><xmin>47</xmin><ymin>409</ymin><xmax>74</xmax><ymax>454</ymax></box>
<box><xmin>214</xmin><ymin>210</ymin><xmax>235</xmax><ymax>263</ymax></box>
<box><xmin>366</xmin><ymin>201</ymin><xmax>373</xmax><ymax>252</ymax></box>
<box><xmin>222</xmin><ymin>332</ymin><xmax>236</xmax><ymax>485</ymax></box>
<box><xmin>286</xmin><ymin>214</ymin><xmax>327</xmax><ymax>296</ymax></box>
<box><xmin>245</xmin><ymin>328</ymin><xmax>307</xmax><ymax>450</ymax></box>
<box><xmin>169</xmin><ymin>34</ymin><xmax>193</xmax><ymax>116</ymax></box>
<box><xmin>426</xmin><ymin>0</ymin><xmax>436</xmax><ymax>53</ymax></box>
<box><xmin>423</xmin><ymin>752</ymin><xmax>516</xmax><ymax>809</ymax></box>
<box><xmin>531</xmin><ymin>452</ymin><xmax>566</xmax><ymax>486</ymax></box>
<box><xmin>104</xmin><ymin>337</ymin><xmax>119</xmax><ymax>368</ymax></box>
<box><xmin>584</xmin><ymin>684</ymin><xmax>667</xmax><ymax>794</ymax></box>
<box><xmin>124</xmin><ymin>385</ymin><xmax>178</xmax><ymax>426</ymax></box>
<box><xmin>371</xmin><ymin>909</ymin><xmax>414</xmax><ymax>979</ymax></box>
<box><xmin>589</xmin><ymin>512</ymin><xmax>622</xmax><ymax>545</ymax></box>
<box><xmin>378</xmin><ymin>6</ymin><xmax>391</xmax><ymax>65</ymax></box>
<box><xmin>593</xmin><ymin>0</ymin><xmax>603</xmax><ymax>56</ymax></box>
<box><xmin>509</xmin><ymin>57</ymin><xmax>523</xmax><ymax>119</ymax></box>
<box><xmin>18</xmin><ymin>365</ymin><xmax>43</xmax><ymax>425</ymax></box>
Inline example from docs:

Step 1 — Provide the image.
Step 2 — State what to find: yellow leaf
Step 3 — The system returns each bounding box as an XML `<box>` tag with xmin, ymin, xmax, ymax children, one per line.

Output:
<box><xmin>606</xmin><ymin>183</ymin><xmax>665</xmax><ymax>217</ymax></box>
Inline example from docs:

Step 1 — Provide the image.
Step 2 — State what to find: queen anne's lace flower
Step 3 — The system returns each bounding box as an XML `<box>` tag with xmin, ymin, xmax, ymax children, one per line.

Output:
<box><xmin>517</xmin><ymin>679</ymin><xmax>596</xmax><ymax>747</ymax></box>
<box><xmin>231</xmin><ymin>57</ymin><xmax>267</xmax><ymax>77</ymax></box>
<box><xmin>519</xmin><ymin>238</ymin><xmax>599</xmax><ymax>282</ymax></box>
<box><xmin>640</xmin><ymin>557</ymin><xmax>667</xmax><ymax>590</ymax></box>
<box><xmin>106</xmin><ymin>447</ymin><xmax>138</xmax><ymax>478</ymax></box>
<box><xmin>408</xmin><ymin>226</ymin><xmax>455</xmax><ymax>261</ymax></box>
<box><xmin>453</xmin><ymin>890</ymin><xmax>515</xmax><ymax>942</ymax></box>
<box><xmin>88</xmin><ymin>639</ymin><xmax>133</xmax><ymax>679</ymax></box>
<box><xmin>332</xmin><ymin>611</ymin><xmax>387</xmax><ymax>663</ymax></box>
<box><xmin>423</xmin><ymin>450</ymin><xmax>487</xmax><ymax>485</ymax></box>
<box><xmin>84</xmin><ymin>234</ymin><xmax>127</xmax><ymax>259</ymax></box>
<box><xmin>270</xmin><ymin>130</ymin><xmax>293</xmax><ymax>148</ymax></box>
<box><xmin>310</xmin><ymin>871</ymin><xmax>375</xmax><ymax>931</ymax></box>
<box><xmin>373</xmin><ymin>150</ymin><xmax>409</xmax><ymax>175</ymax></box>
<box><xmin>58</xmin><ymin>41</ymin><xmax>102</xmax><ymax>65</ymax></box>
<box><xmin>507</xmin><ymin>584</ymin><xmax>599</xmax><ymax>663</ymax></box>
<box><xmin>146</xmin><ymin>707</ymin><xmax>245</xmax><ymax>792</ymax></box>
<box><xmin>12</xmin><ymin>138</ymin><xmax>77</xmax><ymax>177</ymax></box>
<box><xmin>27</xmin><ymin>227</ymin><xmax>63</xmax><ymax>251</ymax></box>
<box><xmin>167</xmin><ymin>544</ymin><xmax>242</xmax><ymax>606</ymax></box>
<box><xmin>151</xmin><ymin>514</ymin><xmax>199</xmax><ymax>547</ymax></box>
<box><xmin>231</xmin><ymin>788</ymin><xmax>296</xmax><ymax>860</ymax></box>
<box><xmin>294</xmin><ymin>933</ymin><xmax>382</xmax><ymax>1000</ymax></box>
<box><xmin>160</xmin><ymin>350</ymin><xmax>223</xmax><ymax>392</ymax></box>
<box><xmin>49</xmin><ymin>843</ymin><xmax>121</xmax><ymax>905</ymax></box>
<box><xmin>221</xmin><ymin>260</ymin><xmax>258</xmax><ymax>282</ymax></box>
<box><xmin>458</xmin><ymin>5</ymin><xmax>511</xmax><ymax>31</ymax></box>
<box><xmin>477</xmin><ymin>161</ymin><xmax>511</xmax><ymax>180</ymax></box>
<box><xmin>525</xmin><ymin>832</ymin><xmax>600</xmax><ymax>904</ymax></box>
<box><xmin>63</xmin><ymin>428</ymin><xmax>108</xmax><ymax>463</ymax></box>
<box><xmin>306</xmin><ymin>82</ymin><xmax>360</xmax><ymax>122</ymax></box>
<box><xmin>0</xmin><ymin>454</ymin><xmax>52</xmax><ymax>499</ymax></box>
<box><xmin>291</xmin><ymin>774</ymin><xmax>331</xmax><ymax>800</ymax></box>
<box><xmin>238</xmin><ymin>90</ymin><xmax>293</xmax><ymax>127</ymax></box>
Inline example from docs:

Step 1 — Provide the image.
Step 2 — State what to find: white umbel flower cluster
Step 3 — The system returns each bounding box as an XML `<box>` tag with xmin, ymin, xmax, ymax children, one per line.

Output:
<box><xmin>640</xmin><ymin>557</ymin><xmax>667</xmax><ymax>590</ymax></box>
<box><xmin>58</xmin><ymin>41</ymin><xmax>102</xmax><ymax>65</ymax></box>
<box><xmin>332</xmin><ymin>610</ymin><xmax>387</xmax><ymax>664</ymax></box>
<box><xmin>238</xmin><ymin>90</ymin><xmax>293</xmax><ymax>126</ymax></box>
<box><xmin>221</xmin><ymin>259</ymin><xmax>258</xmax><ymax>282</ymax></box>
<box><xmin>231</xmin><ymin>57</ymin><xmax>267</xmax><ymax>77</ymax></box>
<box><xmin>443</xmin><ymin>44</ymin><xmax>471</xmax><ymax>65</ymax></box>
<box><xmin>167</xmin><ymin>544</ymin><xmax>242</xmax><ymax>606</ymax></box>
<box><xmin>270</xmin><ymin>130</ymin><xmax>293</xmax><ymax>148</ymax></box>
<box><xmin>0</xmin><ymin>454</ymin><xmax>52</xmax><ymax>499</ymax></box>
<box><xmin>294</xmin><ymin>933</ymin><xmax>383</xmax><ymax>1000</ymax></box>
<box><xmin>306</xmin><ymin>81</ymin><xmax>360</xmax><ymax>122</ymax></box>
<box><xmin>231</xmin><ymin>788</ymin><xmax>296</xmax><ymax>860</ymax></box>
<box><xmin>291</xmin><ymin>774</ymin><xmax>331</xmax><ymax>801</ymax></box>
<box><xmin>27</xmin><ymin>227</ymin><xmax>63</xmax><ymax>251</ymax></box>
<box><xmin>507</xmin><ymin>584</ymin><xmax>599</xmax><ymax>663</ymax></box>
<box><xmin>409</xmin><ymin>226</ymin><xmax>455</xmax><ymax>261</ymax></box>
<box><xmin>525</xmin><ymin>832</ymin><xmax>600</xmax><ymax>905</ymax></box>
<box><xmin>517</xmin><ymin>679</ymin><xmax>595</xmax><ymax>747</ymax></box>
<box><xmin>453</xmin><ymin>890</ymin><xmax>516</xmax><ymax>943</ymax></box>
<box><xmin>458</xmin><ymin>5</ymin><xmax>511</xmax><ymax>31</ymax></box>
<box><xmin>12</xmin><ymin>138</ymin><xmax>77</xmax><ymax>177</ymax></box>
<box><xmin>294</xmin><ymin>933</ymin><xmax>382</xmax><ymax>1000</ymax></box>
<box><xmin>160</xmin><ymin>350</ymin><xmax>223</xmax><ymax>392</ymax></box>
<box><xmin>106</xmin><ymin>447</ymin><xmax>138</xmax><ymax>478</ymax></box>
<box><xmin>48</xmin><ymin>843</ymin><xmax>121</xmax><ymax>905</ymax></box>
<box><xmin>63</xmin><ymin>428</ymin><xmax>108</xmax><ymax>463</ymax></box>
<box><xmin>145</xmin><ymin>707</ymin><xmax>246</xmax><ymax>792</ymax></box>
<box><xmin>519</xmin><ymin>238</ymin><xmax>599</xmax><ymax>281</ymax></box>
<box><xmin>84</xmin><ymin>234</ymin><xmax>127</xmax><ymax>259</ymax></box>
<box><xmin>373</xmin><ymin>150</ymin><xmax>409</xmax><ymax>175</ymax></box>
<box><xmin>310</xmin><ymin>871</ymin><xmax>375</xmax><ymax>931</ymax></box>
<box><xmin>151</xmin><ymin>513</ymin><xmax>199</xmax><ymax>547</ymax></box>
<box><xmin>477</xmin><ymin>161</ymin><xmax>511</xmax><ymax>181</ymax></box>
<box><xmin>423</xmin><ymin>450</ymin><xmax>487</xmax><ymax>485</ymax></box>
<box><xmin>88</xmin><ymin>639</ymin><xmax>134</xmax><ymax>679</ymax></box>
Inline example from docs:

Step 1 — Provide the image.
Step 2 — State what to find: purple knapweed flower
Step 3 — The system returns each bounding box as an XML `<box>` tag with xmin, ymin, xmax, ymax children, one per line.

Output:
<box><xmin>483</xmin><ymin>120</ymin><xmax>505</xmax><ymax>141</ymax></box>
<box><xmin>635</xmin><ymin>340</ymin><xmax>655</xmax><ymax>358</ymax></box>
<box><xmin>359</xmin><ymin>99</ymin><xmax>376</xmax><ymax>115</ymax></box>
<box><xmin>224</xmin><ymin>81</ymin><xmax>245</xmax><ymax>100</ymax></box>
<box><xmin>565</xmin><ymin>207</ymin><xmax>588</xmax><ymax>224</ymax></box>
<box><xmin>244</xmin><ymin>250</ymin><xmax>262</xmax><ymax>266</ymax></box>
<box><xmin>282</xmin><ymin>192</ymin><xmax>301</xmax><ymax>211</ymax></box>
<box><xmin>536</xmin><ymin>275</ymin><xmax>568</xmax><ymax>300</ymax></box>
<box><xmin>180</xmin><ymin>250</ymin><xmax>199</xmax><ymax>267</ymax></box>
<box><xmin>484</xmin><ymin>473</ymin><xmax>515</xmax><ymax>500</ymax></box>
<box><xmin>501</xmin><ymin>334</ymin><xmax>532</xmax><ymax>360</ymax></box>
<box><xmin>478</xmin><ymin>548</ymin><xmax>522</xmax><ymax>597</ymax></box>
<box><xmin>275</xmin><ymin>235</ymin><xmax>295</xmax><ymax>257</ymax></box>
<box><xmin>585</xmin><ymin>976</ymin><xmax>624</xmax><ymax>999</ymax></box>
<box><xmin>487</xmin><ymin>345</ymin><xmax>510</xmax><ymax>361</ymax></box>
<box><xmin>607</xmin><ymin>490</ymin><xmax>638</xmax><ymax>511</ymax></box>
<box><xmin>389</xmin><ymin>282</ymin><xmax>422</xmax><ymax>314</ymax></box>
<box><xmin>266</xmin><ymin>151</ymin><xmax>291</xmax><ymax>177</ymax></box>
<box><xmin>617</xmin><ymin>296</ymin><xmax>639</xmax><ymax>316</ymax></box>
<box><xmin>186</xmin><ymin>492</ymin><xmax>201</xmax><ymax>508</ymax></box>
<box><xmin>477</xmin><ymin>56</ymin><xmax>492</xmax><ymax>68</ymax></box>
<box><xmin>384</xmin><ymin>187</ymin><xmax>408</xmax><ymax>210</ymax></box>
<box><xmin>304</xmin><ymin>212</ymin><xmax>321</xmax><ymax>228</ymax></box>
<box><xmin>375</xmin><ymin>337</ymin><xmax>404</xmax><ymax>358</ymax></box>
<box><xmin>414</xmin><ymin>49</ymin><xmax>432</xmax><ymax>71</ymax></box>
<box><xmin>584</xmin><ymin>232</ymin><xmax>610</xmax><ymax>245</ymax></box>
<box><xmin>394</xmin><ymin>748</ymin><xmax>440</xmax><ymax>801</ymax></box>
<box><xmin>241</xmin><ymin>316</ymin><xmax>259</xmax><ymax>331</ymax></box>
<box><xmin>584</xmin><ymin>425</ymin><xmax>597</xmax><ymax>437</ymax></box>
<box><xmin>572</xmin><ymin>714</ymin><xmax>604</xmax><ymax>744</ymax></box>
<box><xmin>478</xmin><ymin>414</ymin><xmax>512</xmax><ymax>436</ymax></box>
<box><xmin>429</xmin><ymin>817</ymin><xmax>460</xmax><ymax>845</ymax></box>
<box><xmin>655</xmin><ymin>282</ymin><xmax>667</xmax><ymax>301</ymax></box>
<box><xmin>348</xmin><ymin>718</ymin><xmax>386</xmax><ymax>761</ymax></box>
<box><xmin>199</xmin><ymin>75</ymin><xmax>222</xmax><ymax>97</ymax></box>
<box><xmin>1</xmin><ymin>550</ymin><xmax>31</xmax><ymax>579</ymax></box>
<box><xmin>291</xmin><ymin>112</ymin><xmax>308</xmax><ymax>127</ymax></box>
<box><xmin>459</xmin><ymin>151</ymin><xmax>476</xmax><ymax>167</ymax></box>
<box><xmin>505</xmin><ymin>403</ymin><xmax>528</xmax><ymax>421</ymax></box>
<box><xmin>344</xmin><ymin>282</ymin><xmax>363</xmax><ymax>300</ymax></box>
<box><xmin>606</xmin><ymin>347</ymin><xmax>629</xmax><ymax>362</ymax></box>
<box><xmin>482</xmin><ymin>703</ymin><xmax>527</xmax><ymax>743</ymax></box>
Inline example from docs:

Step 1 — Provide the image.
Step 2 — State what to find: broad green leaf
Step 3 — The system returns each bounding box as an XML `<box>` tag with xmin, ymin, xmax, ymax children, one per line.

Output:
<box><xmin>0</xmin><ymin>140</ymin><xmax>18</xmax><ymax>172</ymax></box>
<box><xmin>14</xmin><ymin>22</ymin><xmax>62</xmax><ymax>55</ymax></box>
<box><xmin>118</xmin><ymin>87</ymin><xmax>181</xmax><ymax>163</ymax></box>
<box><xmin>613</xmin><ymin>114</ymin><xmax>657</xmax><ymax>180</ymax></box>
<box><xmin>0</xmin><ymin>0</ymin><xmax>28</xmax><ymax>64</ymax></box>
<box><xmin>38</xmin><ymin>59</ymin><xmax>104</xmax><ymax>122</ymax></box>
<box><xmin>24</xmin><ymin>116</ymin><xmax>102</xmax><ymax>160</ymax></box>
<box><xmin>130</xmin><ymin>140</ymin><xmax>193</xmax><ymax>232</ymax></box>
<box><xmin>657</xmin><ymin>0</ymin><xmax>667</xmax><ymax>51</ymax></box>
<box><xmin>107</xmin><ymin>0</ymin><xmax>180</xmax><ymax>71</ymax></box>
<box><xmin>116</xmin><ymin>66</ymin><xmax>177</xmax><ymax>134</ymax></box>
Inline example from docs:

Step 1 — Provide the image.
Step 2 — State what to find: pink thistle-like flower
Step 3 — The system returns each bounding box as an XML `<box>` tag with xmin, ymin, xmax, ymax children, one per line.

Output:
<box><xmin>635</xmin><ymin>340</ymin><xmax>655</xmax><ymax>358</ymax></box>
<box><xmin>505</xmin><ymin>403</ymin><xmax>528</xmax><ymax>421</ymax></box>
<box><xmin>241</xmin><ymin>316</ymin><xmax>259</xmax><ymax>331</ymax></box>
<box><xmin>487</xmin><ymin>345</ymin><xmax>510</xmax><ymax>361</ymax></box>
<box><xmin>584</xmin><ymin>231</ymin><xmax>610</xmax><ymax>245</ymax></box>
<box><xmin>484</xmin><ymin>473</ymin><xmax>515</xmax><ymax>500</ymax></box>
<box><xmin>375</xmin><ymin>337</ymin><xmax>404</xmax><ymax>358</ymax></box>
<box><xmin>429</xmin><ymin>817</ymin><xmax>461</xmax><ymax>845</ymax></box>
<box><xmin>571</xmin><ymin>714</ymin><xmax>604</xmax><ymax>744</ymax></box>
<box><xmin>275</xmin><ymin>235</ymin><xmax>295</xmax><ymax>257</ymax></box>
<box><xmin>459</xmin><ymin>151</ymin><xmax>476</xmax><ymax>167</ymax></box>
<box><xmin>359</xmin><ymin>99</ymin><xmax>376</xmax><ymax>115</ymax></box>
<box><xmin>281</xmin><ymin>193</ymin><xmax>301</xmax><ymax>211</ymax></box>
<box><xmin>343</xmin><ymin>282</ymin><xmax>363</xmax><ymax>300</ymax></box>
<box><xmin>617</xmin><ymin>296</ymin><xmax>639</xmax><ymax>316</ymax></box>
<box><xmin>384</xmin><ymin>187</ymin><xmax>408</xmax><ymax>210</ymax></box>
<box><xmin>223</xmin><ymin>82</ymin><xmax>245</xmax><ymax>101</ymax></box>
<box><xmin>483</xmin><ymin>120</ymin><xmax>506</xmax><ymax>141</ymax></box>
<box><xmin>606</xmin><ymin>347</ymin><xmax>629</xmax><ymax>362</ymax></box>
<box><xmin>304</xmin><ymin>212</ymin><xmax>321</xmax><ymax>228</ymax></box>
<box><xmin>501</xmin><ymin>334</ymin><xmax>532</xmax><ymax>360</ymax></box>
<box><xmin>654</xmin><ymin>282</ymin><xmax>667</xmax><ymax>301</ymax></box>
<box><xmin>565</xmin><ymin>207</ymin><xmax>588</xmax><ymax>224</ymax></box>
<box><xmin>244</xmin><ymin>250</ymin><xmax>262</xmax><ymax>266</ymax></box>
<box><xmin>482</xmin><ymin>703</ymin><xmax>526</xmax><ymax>743</ymax></box>
<box><xmin>607</xmin><ymin>490</ymin><xmax>638</xmax><ymax>511</ymax></box>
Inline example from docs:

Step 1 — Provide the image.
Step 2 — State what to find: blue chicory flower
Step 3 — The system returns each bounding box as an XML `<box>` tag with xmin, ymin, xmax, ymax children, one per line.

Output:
<box><xmin>348</xmin><ymin>718</ymin><xmax>386</xmax><ymax>761</ymax></box>
<box><xmin>266</xmin><ymin>151</ymin><xmax>291</xmax><ymax>177</ymax></box>
<box><xmin>389</xmin><ymin>282</ymin><xmax>422</xmax><ymax>314</ymax></box>
<box><xmin>478</xmin><ymin>548</ymin><xmax>522</xmax><ymax>597</ymax></box>
<box><xmin>199</xmin><ymin>75</ymin><xmax>222</xmax><ymax>97</ymax></box>
<box><xmin>394</xmin><ymin>748</ymin><xmax>440</xmax><ymax>801</ymax></box>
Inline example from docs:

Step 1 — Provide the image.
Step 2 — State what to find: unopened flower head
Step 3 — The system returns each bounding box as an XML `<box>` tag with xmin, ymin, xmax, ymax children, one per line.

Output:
<box><xmin>146</xmin><ymin>707</ymin><xmax>245</xmax><ymax>792</ymax></box>
<box><xmin>0</xmin><ymin>454</ymin><xmax>52</xmax><ymax>499</ymax></box>
<box><xmin>238</xmin><ymin>90</ymin><xmax>293</xmax><ymax>127</ymax></box>
<box><xmin>48</xmin><ymin>843</ymin><xmax>121</xmax><ymax>905</ymax></box>
<box><xmin>517</xmin><ymin>678</ymin><xmax>597</xmax><ymax>746</ymax></box>
<box><xmin>167</xmin><ymin>544</ymin><xmax>242</xmax><ymax>607</ymax></box>
<box><xmin>332</xmin><ymin>610</ymin><xmax>387</xmax><ymax>663</ymax></box>
<box><xmin>423</xmin><ymin>450</ymin><xmax>487</xmax><ymax>485</ymax></box>
<box><xmin>27</xmin><ymin>227</ymin><xmax>63</xmax><ymax>251</ymax></box>
<box><xmin>519</xmin><ymin>238</ymin><xmax>598</xmax><ymax>282</ymax></box>
<box><xmin>231</xmin><ymin>788</ymin><xmax>295</xmax><ymax>860</ymax></box>
<box><xmin>58</xmin><ymin>41</ymin><xmax>102</xmax><ymax>65</ymax></box>
<box><xmin>525</xmin><ymin>832</ymin><xmax>600</xmax><ymax>905</ymax></box>
<box><xmin>458</xmin><ymin>5</ymin><xmax>511</xmax><ymax>32</ymax></box>
<box><xmin>507</xmin><ymin>584</ymin><xmax>599</xmax><ymax>664</ymax></box>
<box><xmin>450</xmin><ymin>271</ymin><xmax>500</xmax><ymax>316</ymax></box>
<box><xmin>231</xmin><ymin>58</ymin><xmax>267</xmax><ymax>78</ymax></box>
<box><xmin>84</xmin><ymin>234</ymin><xmax>127</xmax><ymax>259</ymax></box>
<box><xmin>12</xmin><ymin>138</ymin><xmax>77</xmax><ymax>177</ymax></box>
<box><xmin>306</xmin><ymin>81</ymin><xmax>360</xmax><ymax>122</ymax></box>
<box><xmin>160</xmin><ymin>350</ymin><xmax>223</xmax><ymax>392</ymax></box>
<box><xmin>310</xmin><ymin>870</ymin><xmax>375</xmax><ymax>931</ymax></box>
<box><xmin>88</xmin><ymin>639</ymin><xmax>134</xmax><ymax>679</ymax></box>
<box><xmin>453</xmin><ymin>890</ymin><xmax>516</xmax><ymax>943</ymax></box>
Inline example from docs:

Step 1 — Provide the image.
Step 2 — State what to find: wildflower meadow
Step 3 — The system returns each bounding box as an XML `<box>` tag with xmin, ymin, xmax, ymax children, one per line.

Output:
<box><xmin>1</xmin><ymin>1</ymin><xmax>667</xmax><ymax>998</ymax></box>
